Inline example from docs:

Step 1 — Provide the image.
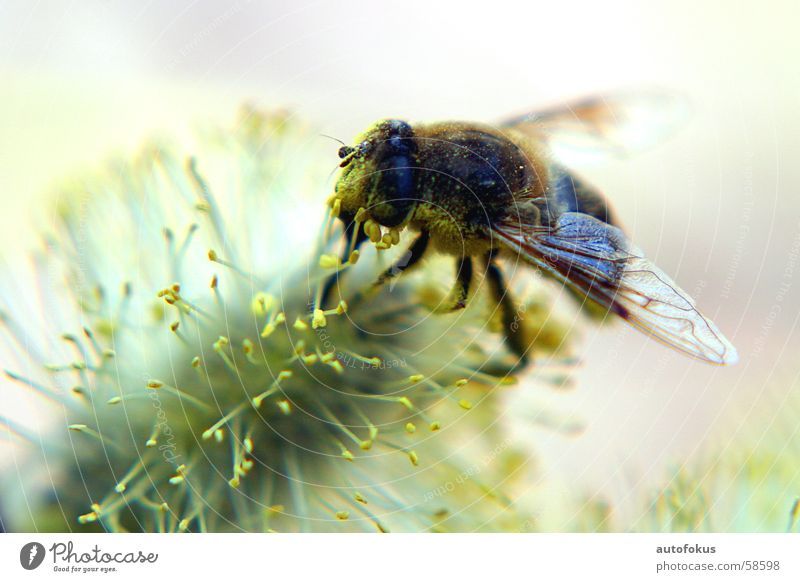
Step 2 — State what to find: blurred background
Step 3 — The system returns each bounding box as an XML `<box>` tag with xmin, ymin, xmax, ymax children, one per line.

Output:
<box><xmin>1</xmin><ymin>0</ymin><xmax>798</xmax><ymax>529</ymax></box>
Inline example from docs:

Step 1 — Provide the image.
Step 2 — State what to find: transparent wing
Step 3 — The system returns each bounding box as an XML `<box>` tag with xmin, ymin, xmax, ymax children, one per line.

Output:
<box><xmin>493</xmin><ymin>212</ymin><xmax>738</xmax><ymax>365</ymax></box>
<box><xmin>500</xmin><ymin>90</ymin><xmax>690</xmax><ymax>164</ymax></box>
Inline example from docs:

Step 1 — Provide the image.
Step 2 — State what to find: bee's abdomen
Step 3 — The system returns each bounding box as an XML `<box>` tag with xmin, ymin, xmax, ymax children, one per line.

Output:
<box><xmin>548</xmin><ymin>164</ymin><xmax>616</xmax><ymax>226</ymax></box>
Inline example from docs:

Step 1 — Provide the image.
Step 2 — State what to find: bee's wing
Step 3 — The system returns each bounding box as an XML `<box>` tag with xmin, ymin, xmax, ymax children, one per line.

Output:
<box><xmin>492</xmin><ymin>212</ymin><xmax>738</xmax><ymax>365</ymax></box>
<box><xmin>500</xmin><ymin>91</ymin><xmax>690</xmax><ymax>164</ymax></box>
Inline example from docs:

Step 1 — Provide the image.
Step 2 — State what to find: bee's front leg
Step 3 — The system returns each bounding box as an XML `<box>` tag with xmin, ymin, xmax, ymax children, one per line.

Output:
<box><xmin>345</xmin><ymin>231</ymin><xmax>431</xmax><ymax>310</ymax></box>
<box><xmin>321</xmin><ymin>222</ymin><xmax>370</xmax><ymax>308</ymax></box>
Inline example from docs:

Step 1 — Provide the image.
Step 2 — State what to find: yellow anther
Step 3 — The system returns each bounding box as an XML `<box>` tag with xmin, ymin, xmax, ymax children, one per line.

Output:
<box><xmin>276</xmin><ymin>400</ymin><xmax>291</xmax><ymax>415</ymax></box>
<box><xmin>312</xmin><ymin>309</ymin><xmax>327</xmax><ymax>329</ymax></box>
<box><xmin>244</xmin><ymin>438</ymin><xmax>254</xmax><ymax>454</ymax></box>
<box><xmin>331</xmin><ymin>198</ymin><xmax>342</xmax><ymax>217</ymax></box>
<box><xmin>329</xmin><ymin>360</ymin><xmax>344</xmax><ymax>374</ymax></box>
<box><xmin>320</xmin><ymin>352</ymin><xmax>336</xmax><ymax>363</ymax></box>
<box><xmin>191</xmin><ymin>356</ymin><xmax>201</xmax><ymax>368</ymax></box>
<box><xmin>228</xmin><ymin>477</ymin><xmax>240</xmax><ymax>489</ymax></box>
<box><xmin>147</xmin><ymin>380</ymin><xmax>163</xmax><ymax>389</ymax></box>
<box><xmin>405</xmin><ymin>422</ymin><xmax>416</xmax><ymax>434</ymax></box>
<box><xmin>319</xmin><ymin>254</ymin><xmax>341</xmax><ymax>269</ymax></box>
<box><xmin>107</xmin><ymin>396</ymin><xmax>121</xmax><ymax>405</ymax></box>
<box><xmin>68</xmin><ymin>424</ymin><xmax>88</xmax><ymax>431</ymax></box>
<box><xmin>397</xmin><ymin>397</ymin><xmax>414</xmax><ymax>410</ymax></box>
<box><xmin>354</xmin><ymin>207</ymin><xmax>368</xmax><ymax>222</ymax></box>
<box><xmin>146</xmin><ymin>438</ymin><xmax>157</xmax><ymax>448</ymax></box>
<box><xmin>359</xmin><ymin>440</ymin><xmax>373</xmax><ymax>451</ymax></box>
<box><xmin>389</xmin><ymin>228</ymin><xmax>401</xmax><ymax>245</ymax></box>
<box><xmin>408</xmin><ymin>374</ymin><xmax>424</xmax><ymax>383</ymax></box>
<box><xmin>408</xmin><ymin>450</ymin><xmax>419</xmax><ymax>466</ymax></box>
<box><xmin>242</xmin><ymin>338</ymin><xmax>253</xmax><ymax>354</ymax></box>
<box><xmin>78</xmin><ymin>512</ymin><xmax>98</xmax><ymax>524</ymax></box>
<box><xmin>251</xmin><ymin>292</ymin><xmax>274</xmax><ymax>316</ymax></box>
<box><xmin>336</xmin><ymin>300</ymin><xmax>348</xmax><ymax>314</ymax></box>
<box><xmin>302</xmin><ymin>353</ymin><xmax>319</xmax><ymax>365</ymax></box>
<box><xmin>278</xmin><ymin>370</ymin><xmax>293</xmax><ymax>381</ymax></box>
<box><xmin>336</xmin><ymin>511</ymin><xmax>349</xmax><ymax>520</ymax></box>
<box><xmin>261</xmin><ymin>322</ymin><xmax>276</xmax><ymax>338</ymax></box>
<box><xmin>458</xmin><ymin>399</ymin><xmax>473</xmax><ymax>410</ymax></box>
<box><xmin>341</xmin><ymin>450</ymin><xmax>355</xmax><ymax>462</ymax></box>
<box><xmin>348</xmin><ymin>250</ymin><xmax>360</xmax><ymax>265</ymax></box>
<box><xmin>213</xmin><ymin>336</ymin><xmax>229</xmax><ymax>350</ymax></box>
<box><xmin>170</xmin><ymin>321</ymin><xmax>180</xmax><ymax>332</ymax></box>
<box><xmin>169</xmin><ymin>475</ymin><xmax>184</xmax><ymax>485</ymax></box>
<box><xmin>430</xmin><ymin>421</ymin><xmax>441</xmax><ymax>432</ymax></box>
<box><xmin>293</xmin><ymin>317</ymin><xmax>309</xmax><ymax>331</ymax></box>
<box><xmin>207</xmin><ymin>249</ymin><xmax>218</xmax><ymax>261</ymax></box>
<box><xmin>354</xmin><ymin>492</ymin><xmax>368</xmax><ymax>505</ymax></box>
<box><xmin>274</xmin><ymin>312</ymin><xmax>286</xmax><ymax>324</ymax></box>
<box><xmin>214</xmin><ymin>429</ymin><xmax>224</xmax><ymax>443</ymax></box>
<box><xmin>364</xmin><ymin>220</ymin><xmax>381</xmax><ymax>243</ymax></box>
<box><xmin>210</xmin><ymin>274</ymin><xmax>218</xmax><ymax>289</ymax></box>
<box><xmin>454</xmin><ymin>378</ymin><xmax>469</xmax><ymax>387</ymax></box>
<box><xmin>179</xmin><ymin>519</ymin><xmax>190</xmax><ymax>531</ymax></box>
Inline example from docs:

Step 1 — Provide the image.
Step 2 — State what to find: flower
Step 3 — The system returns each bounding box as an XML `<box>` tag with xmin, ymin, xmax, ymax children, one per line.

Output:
<box><xmin>0</xmin><ymin>107</ymin><xmax>574</xmax><ymax>532</ymax></box>
<box><xmin>631</xmin><ymin>375</ymin><xmax>800</xmax><ymax>533</ymax></box>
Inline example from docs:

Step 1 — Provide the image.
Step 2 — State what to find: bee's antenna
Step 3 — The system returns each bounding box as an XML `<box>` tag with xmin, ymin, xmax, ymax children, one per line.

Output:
<box><xmin>320</xmin><ymin>133</ymin><xmax>347</xmax><ymax>146</ymax></box>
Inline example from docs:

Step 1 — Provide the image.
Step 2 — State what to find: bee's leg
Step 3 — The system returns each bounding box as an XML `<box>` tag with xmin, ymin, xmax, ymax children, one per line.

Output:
<box><xmin>484</xmin><ymin>254</ymin><xmax>529</xmax><ymax>364</ymax></box>
<box><xmin>432</xmin><ymin>256</ymin><xmax>473</xmax><ymax>313</ymax></box>
<box><xmin>370</xmin><ymin>230</ymin><xmax>430</xmax><ymax>289</ymax></box>
<box><xmin>321</xmin><ymin>223</ymin><xmax>369</xmax><ymax>308</ymax></box>
<box><xmin>346</xmin><ymin>231</ymin><xmax>430</xmax><ymax>310</ymax></box>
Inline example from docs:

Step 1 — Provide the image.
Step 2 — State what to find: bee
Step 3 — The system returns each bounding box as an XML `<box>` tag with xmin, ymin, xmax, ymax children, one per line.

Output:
<box><xmin>325</xmin><ymin>92</ymin><xmax>738</xmax><ymax>366</ymax></box>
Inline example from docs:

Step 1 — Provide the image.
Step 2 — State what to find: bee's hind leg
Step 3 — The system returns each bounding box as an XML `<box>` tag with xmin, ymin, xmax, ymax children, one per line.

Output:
<box><xmin>484</xmin><ymin>253</ymin><xmax>529</xmax><ymax>365</ymax></box>
<box><xmin>431</xmin><ymin>256</ymin><xmax>474</xmax><ymax>313</ymax></box>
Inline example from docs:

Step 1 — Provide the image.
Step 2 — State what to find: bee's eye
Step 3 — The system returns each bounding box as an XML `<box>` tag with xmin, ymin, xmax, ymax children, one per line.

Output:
<box><xmin>338</xmin><ymin>146</ymin><xmax>354</xmax><ymax>159</ymax></box>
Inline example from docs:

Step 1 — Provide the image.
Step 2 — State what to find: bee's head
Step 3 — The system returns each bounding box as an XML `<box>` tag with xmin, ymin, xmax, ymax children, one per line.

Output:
<box><xmin>332</xmin><ymin>119</ymin><xmax>418</xmax><ymax>228</ymax></box>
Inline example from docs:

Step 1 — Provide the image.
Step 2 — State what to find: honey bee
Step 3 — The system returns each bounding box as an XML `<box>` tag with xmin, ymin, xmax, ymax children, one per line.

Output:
<box><xmin>325</xmin><ymin>92</ymin><xmax>738</xmax><ymax>365</ymax></box>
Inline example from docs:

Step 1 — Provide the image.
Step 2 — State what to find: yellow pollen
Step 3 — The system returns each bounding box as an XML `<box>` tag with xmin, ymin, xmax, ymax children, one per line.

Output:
<box><xmin>312</xmin><ymin>309</ymin><xmax>327</xmax><ymax>329</ymax></box>
<box><xmin>405</xmin><ymin>422</ymin><xmax>416</xmax><ymax>434</ymax></box>
<box><xmin>276</xmin><ymin>399</ymin><xmax>291</xmax><ymax>415</ymax></box>
<box><xmin>319</xmin><ymin>254</ymin><xmax>341</xmax><ymax>269</ymax></box>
